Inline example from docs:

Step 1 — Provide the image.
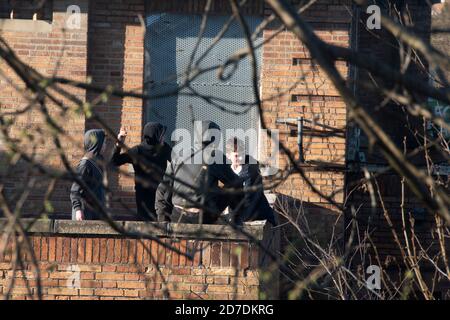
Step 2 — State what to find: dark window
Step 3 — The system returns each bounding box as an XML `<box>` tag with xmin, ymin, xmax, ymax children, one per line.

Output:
<box><xmin>0</xmin><ymin>0</ymin><xmax>52</xmax><ymax>21</ymax></box>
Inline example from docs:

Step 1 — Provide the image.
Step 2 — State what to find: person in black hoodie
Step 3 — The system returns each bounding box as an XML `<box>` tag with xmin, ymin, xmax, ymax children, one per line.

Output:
<box><xmin>225</xmin><ymin>137</ymin><xmax>277</xmax><ymax>226</ymax></box>
<box><xmin>111</xmin><ymin>122</ymin><xmax>171</xmax><ymax>221</ymax></box>
<box><xmin>71</xmin><ymin>129</ymin><xmax>107</xmax><ymax>221</ymax></box>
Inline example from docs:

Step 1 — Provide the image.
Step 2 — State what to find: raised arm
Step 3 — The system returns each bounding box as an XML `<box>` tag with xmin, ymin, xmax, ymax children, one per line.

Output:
<box><xmin>110</xmin><ymin>128</ymin><xmax>133</xmax><ymax>166</ymax></box>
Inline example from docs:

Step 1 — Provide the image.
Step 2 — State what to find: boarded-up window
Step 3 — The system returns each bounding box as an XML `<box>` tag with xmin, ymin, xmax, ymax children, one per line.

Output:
<box><xmin>144</xmin><ymin>11</ymin><xmax>263</xmax><ymax>154</ymax></box>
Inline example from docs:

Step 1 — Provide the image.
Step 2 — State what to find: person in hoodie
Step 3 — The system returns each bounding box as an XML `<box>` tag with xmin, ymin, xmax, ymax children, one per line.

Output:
<box><xmin>155</xmin><ymin>120</ymin><xmax>243</xmax><ymax>224</ymax></box>
<box><xmin>224</xmin><ymin>137</ymin><xmax>277</xmax><ymax>226</ymax></box>
<box><xmin>111</xmin><ymin>122</ymin><xmax>172</xmax><ymax>221</ymax></box>
<box><xmin>71</xmin><ymin>129</ymin><xmax>107</xmax><ymax>221</ymax></box>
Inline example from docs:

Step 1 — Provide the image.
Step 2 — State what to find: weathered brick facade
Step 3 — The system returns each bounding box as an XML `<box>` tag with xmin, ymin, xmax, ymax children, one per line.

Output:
<box><xmin>345</xmin><ymin>1</ymin><xmax>450</xmax><ymax>298</ymax></box>
<box><xmin>432</xmin><ymin>1</ymin><xmax>449</xmax><ymax>85</ymax></box>
<box><xmin>0</xmin><ymin>220</ymin><xmax>277</xmax><ymax>300</ymax></box>
<box><xmin>84</xmin><ymin>0</ymin><xmax>146</xmax><ymax>218</ymax></box>
<box><xmin>0</xmin><ymin>0</ymin><xmax>351</xmax><ymax>220</ymax></box>
<box><xmin>1</xmin><ymin>0</ymin><xmax>448</xmax><ymax>300</ymax></box>
<box><xmin>261</xmin><ymin>1</ymin><xmax>350</xmax><ymax>248</ymax></box>
<box><xmin>0</xmin><ymin>0</ymin><xmax>89</xmax><ymax>215</ymax></box>
<box><xmin>0</xmin><ymin>0</ymin><xmax>356</xmax><ymax>300</ymax></box>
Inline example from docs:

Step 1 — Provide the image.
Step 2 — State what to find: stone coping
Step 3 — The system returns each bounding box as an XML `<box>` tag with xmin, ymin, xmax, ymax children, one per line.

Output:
<box><xmin>0</xmin><ymin>219</ymin><xmax>267</xmax><ymax>241</ymax></box>
<box><xmin>0</xmin><ymin>19</ymin><xmax>53</xmax><ymax>33</ymax></box>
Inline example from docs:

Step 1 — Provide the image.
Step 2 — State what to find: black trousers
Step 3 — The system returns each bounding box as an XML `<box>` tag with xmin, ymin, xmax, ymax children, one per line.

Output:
<box><xmin>135</xmin><ymin>186</ymin><xmax>157</xmax><ymax>221</ymax></box>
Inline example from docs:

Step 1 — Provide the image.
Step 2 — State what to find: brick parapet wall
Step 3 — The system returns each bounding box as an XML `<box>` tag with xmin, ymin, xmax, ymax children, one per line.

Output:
<box><xmin>0</xmin><ymin>219</ymin><xmax>278</xmax><ymax>300</ymax></box>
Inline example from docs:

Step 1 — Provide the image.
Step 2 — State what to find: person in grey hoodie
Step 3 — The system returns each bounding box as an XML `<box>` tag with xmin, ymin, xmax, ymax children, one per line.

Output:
<box><xmin>70</xmin><ymin>129</ymin><xmax>107</xmax><ymax>221</ymax></box>
<box><xmin>155</xmin><ymin>120</ymin><xmax>243</xmax><ymax>224</ymax></box>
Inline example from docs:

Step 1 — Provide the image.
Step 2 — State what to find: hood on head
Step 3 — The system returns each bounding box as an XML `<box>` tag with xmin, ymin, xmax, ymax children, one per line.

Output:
<box><xmin>143</xmin><ymin>122</ymin><xmax>167</xmax><ymax>146</ymax></box>
<box><xmin>84</xmin><ymin>129</ymin><xmax>105</xmax><ymax>157</ymax></box>
<box><xmin>193</xmin><ymin>120</ymin><xmax>221</xmax><ymax>150</ymax></box>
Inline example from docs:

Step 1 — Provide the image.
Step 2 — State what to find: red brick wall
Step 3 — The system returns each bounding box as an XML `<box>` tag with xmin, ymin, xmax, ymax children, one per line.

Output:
<box><xmin>143</xmin><ymin>0</ymin><xmax>350</xmax><ymax>211</ymax></box>
<box><xmin>345</xmin><ymin>2</ymin><xmax>450</xmax><ymax>293</ymax></box>
<box><xmin>1</xmin><ymin>0</ymin><xmax>351</xmax><ymax>220</ymax></box>
<box><xmin>431</xmin><ymin>1</ymin><xmax>450</xmax><ymax>84</ymax></box>
<box><xmin>261</xmin><ymin>1</ymin><xmax>351</xmax><ymax>241</ymax></box>
<box><xmin>146</xmin><ymin>0</ymin><xmax>265</xmax><ymax>15</ymax></box>
<box><xmin>261</xmin><ymin>26</ymin><xmax>348</xmax><ymax>200</ymax></box>
<box><xmin>0</xmin><ymin>0</ymin><xmax>146</xmax><ymax>219</ymax></box>
<box><xmin>0</xmin><ymin>221</ymin><xmax>275</xmax><ymax>300</ymax></box>
<box><xmin>3</xmin><ymin>0</ymin><xmax>445</xmax><ymax>299</ymax></box>
<box><xmin>0</xmin><ymin>0</ymin><xmax>89</xmax><ymax>216</ymax></box>
<box><xmin>86</xmin><ymin>0</ymin><xmax>146</xmax><ymax>217</ymax></box>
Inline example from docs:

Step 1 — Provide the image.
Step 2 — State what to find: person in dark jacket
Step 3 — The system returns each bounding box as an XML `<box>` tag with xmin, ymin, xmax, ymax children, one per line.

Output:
<box><xmin>225</xmin><ymin>137</ymin><xmax>277</xmax><ymax>225</ymax></box>
<box><xmin>155</xmin><ymin>120</ymin><xmax>243</xmax><ymax>224</ymax></box>
<box><xmin>111</xmin><ymin>122</ymin><xmax>171</xmax><ymax>221</ymax></box>
<box><xmin>70</xmin><ymin>129</ymin><xmax>107</xmax><ymax>221</ymax></box>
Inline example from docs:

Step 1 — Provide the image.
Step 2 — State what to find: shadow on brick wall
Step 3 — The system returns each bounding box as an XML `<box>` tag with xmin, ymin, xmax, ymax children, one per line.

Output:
<box><xmin>272</xmin><ymin>193</ymin><xmax>344</xmax><ymax>299</ymax></box>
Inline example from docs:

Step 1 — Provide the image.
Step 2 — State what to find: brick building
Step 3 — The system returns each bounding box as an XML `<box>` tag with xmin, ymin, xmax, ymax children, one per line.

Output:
<box><xmin>0</xmin><ymin>0</ymin><xmax>350</xmax><ymax>219</ymax></box>
<box><xmin>345</xmin><ymin>0</ymin><xmax>450</xmax><ymax>299</ymax></box>
<box><xmin>0</xmin><ymin>0</ymin><xmax>448</xmax><ymax>299</ymax></box>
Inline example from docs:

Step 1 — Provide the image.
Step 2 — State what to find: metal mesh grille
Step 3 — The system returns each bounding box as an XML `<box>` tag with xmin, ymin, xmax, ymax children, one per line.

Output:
<box><xmin>144</xmin><ymin>13</ymin><xmax>263</xmax><ymax>144</ymax></box>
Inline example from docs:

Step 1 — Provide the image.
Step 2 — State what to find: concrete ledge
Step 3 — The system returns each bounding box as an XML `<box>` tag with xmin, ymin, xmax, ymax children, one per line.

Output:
<box><xmin>0</xmin><ymin>218</ymin><xmax>267</xmax><ymax>241</ymax></box>
<box><xmin>0</xmin><ymin>19</ymin><xmax>52</xmax><ymax>33</ymax></box>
